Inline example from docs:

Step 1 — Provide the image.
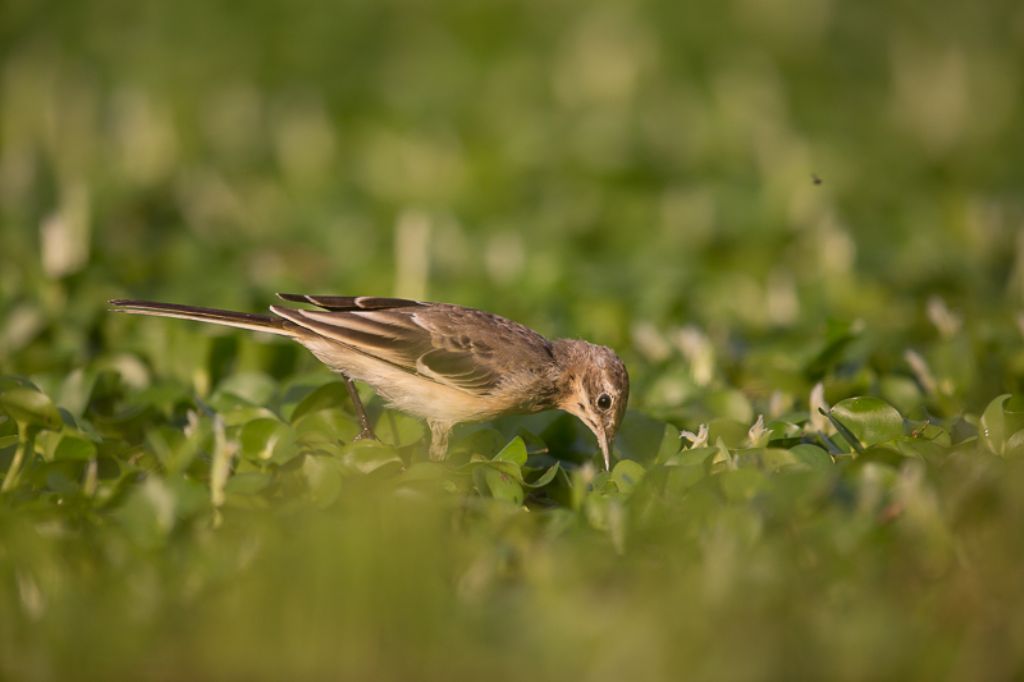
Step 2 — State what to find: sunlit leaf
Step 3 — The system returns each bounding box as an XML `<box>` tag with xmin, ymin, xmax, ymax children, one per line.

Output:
<box><xmin>830</xmin><ymin>397</ymin><xmax>904</xmax><ymax>448</ymax></box>
<box><xmin>340</xmin><ymin>440</ymin><xmax>403</xmax><ymax>475</ymax></box>
<box><xmin>493</xmin><ymin>436</ymin><xmax>527</xmax><ymax>467</ymax></box>
<box><xmin>0</xmin><ymin>387</ymin><xmax>62</xmax><ymax>430</ymax></box>
<box><xmin>980</xmin><ymin>394</ymin><xmax>1012</xmax><ymax>455</ymax></box>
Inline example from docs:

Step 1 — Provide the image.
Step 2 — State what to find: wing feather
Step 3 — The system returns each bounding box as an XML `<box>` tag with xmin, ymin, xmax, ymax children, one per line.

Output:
<box><xmin>298</xmin><ymin>309</ymin><xmax>421</xmax><ymax>337</ymax></box>
<box><xmin>277</xmin><ymin>293</ymin><xmax>425</xmax><ymax>311</ymax></box>
<box><xmin>270</xmin><ymin>296</ymin><xmax>561</xmax><ymax>395</ymax></box>
<box><xmin>269</xmin><ymin>304</ymin><xmax>505</xmax><ymax>395</ymax></box>
<box><xmin>417</xmin><ymin>348</ymin><xmax>499</xmax><ymax>391</ymax></box>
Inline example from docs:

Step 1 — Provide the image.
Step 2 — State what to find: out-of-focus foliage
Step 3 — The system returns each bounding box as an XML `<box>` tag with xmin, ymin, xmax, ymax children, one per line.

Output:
<box><xmin>2</xmin><ymin>0</ymin><xmax>1024</xmax><ymax>679</ymax></box>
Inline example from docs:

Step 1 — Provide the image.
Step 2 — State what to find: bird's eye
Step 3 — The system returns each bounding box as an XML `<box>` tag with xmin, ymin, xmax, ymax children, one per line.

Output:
<box><xmin>596</xmin><ymin>393</ymin><xmax>612</xmax><ymax>410</ymax></box>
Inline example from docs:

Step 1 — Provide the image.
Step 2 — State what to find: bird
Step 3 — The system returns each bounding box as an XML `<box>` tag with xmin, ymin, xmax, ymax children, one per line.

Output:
<box><xmin>109</xmin><ymin>294</ymin><xmax>630</xmax><ymax>469</ymax></box>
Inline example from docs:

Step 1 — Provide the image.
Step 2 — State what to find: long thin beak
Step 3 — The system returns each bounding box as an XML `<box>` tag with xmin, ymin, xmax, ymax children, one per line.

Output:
<box><xmin>598</xmin><ymin>430</ymin><xmax>613</xmax><ymax>471</ymax></box>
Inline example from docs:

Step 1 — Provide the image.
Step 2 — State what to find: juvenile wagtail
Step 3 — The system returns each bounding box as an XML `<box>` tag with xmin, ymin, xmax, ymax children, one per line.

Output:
<box><xmin>109</xmin><ymin>294</ymin><xmax>630</xmax><ymax>469</ymax></box>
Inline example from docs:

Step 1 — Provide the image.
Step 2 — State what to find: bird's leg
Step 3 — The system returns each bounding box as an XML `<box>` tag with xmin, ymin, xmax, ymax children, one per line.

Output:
<box><xmin>428</xmin><ymin>421</ymin><xmax>451</xmax><ymax>462</ymax></box>
<box><xmin>342</xmin><ymin>375</ymin><xmax>376</xmax><ymax>441</ymax></box>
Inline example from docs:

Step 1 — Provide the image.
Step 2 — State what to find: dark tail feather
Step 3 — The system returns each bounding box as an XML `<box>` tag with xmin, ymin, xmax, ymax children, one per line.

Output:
<box><xmin>108</xmin><ymin>299</ymin><xmax>296</xmax><ymax>337</ymax></box>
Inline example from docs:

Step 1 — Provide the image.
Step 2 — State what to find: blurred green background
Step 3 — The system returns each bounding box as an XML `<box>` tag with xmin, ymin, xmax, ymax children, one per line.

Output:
<box><xmin>3</xmin><ymin>0</ymin><xmax>1024</xmax><ymax>679</ymax></box>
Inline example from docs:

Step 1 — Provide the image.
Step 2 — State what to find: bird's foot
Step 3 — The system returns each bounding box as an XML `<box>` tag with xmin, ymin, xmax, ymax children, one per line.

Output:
<box><xmin>354</xmin><ymin>426</ymin><xmax>378</xmax><ymax>442</ymax></box>
<box><xmin>342</xmin><ymin>375</ymin><xmax>378</xmax><ymax>442</ymax></box>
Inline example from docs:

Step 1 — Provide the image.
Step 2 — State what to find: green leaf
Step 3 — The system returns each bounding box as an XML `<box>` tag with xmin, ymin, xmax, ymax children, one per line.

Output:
<box><xmin>611</xmin><ymin>459</ymin><xmax>646</xmax><ymax>495</ymax></box>
<box><xmin>477</xmin><ymin>463</ymin><xmax>524</xmax><ymax>504</ymax></box>
<box><xmin>788</xmin><ymin>444</ymin><xmax>834</xmax><ymax>470</ymax></box>
<box><xmin>115</xmin><ymin>476</ymin><xmax>179</xmax><ymax>548</ymax></box>
<box><xmin>980</xmin><ymin>393</ymin><xmax>1012</xmax><ymax>455</ymax></box>
<box><xmin>880</xmin><ymin>375</ymin><xmax>924</xmax><ymax>415</ymax></box>
<box><xmin>665</xmin><ymin>464</ymin><xmax>707</xmax><ymax>494</ymax></box>
<box><xmin>674</xmin><ymin>447</ymin><xmax>717</xmax><ymax>466</ymax></box>
<box><xmin>856</xmin><ymin>446</ymin><xmax>909</xmax><ymax>468</ymax></box>
<box><xmin>735</xmin><ymin>448</ymin><xmax>806</xmax><ymax>472</ymax></box>
<box><xmin>1005</xmin><ymin>429</ymin><xmax>1024</xmax><ymax>458</ymax></box>
<box><xmin>146</xmin><ymin>424</ymin><xmax>206</xmax><ymax>474</ymax></box>
<box><xmin>654</xmin><ymin>423</ymin><xmax>682</xmax><ymax>463</ymax></box>
<box><xmin>583</xmin><ymin>493</ymin><xmax>627</xmax><ymax>551</ymax></box>
<box><xmin>58</xmin><ymin>368</ymin><xmax>98</xmax><ymax>417</ymax></box>
<box><xmin>706</xmin><ymin>418</ymin><xmax>751</xmax><ymax>449</ymax></box>
<box><xmin>376</xmin><ymin>410</ymin><xmax>425</xmax><ymax>448</ymax></box>
<box><xmin>218</xmin><ymin>404</ymin><xmax>279</xmax><ymax>427</ymax></box>
<box><xmin>303</xmin><ymin>455</ymin><xmax>343</xmax><ymax>507</ymax></box>
<box><xmin>706</xmin><ymin>389</ymin><xmax>754</xmax><ymax>422</ymax></box>
<box><xmin>819</xmin><ymin>407</ymin><xmax>862</xmax><ymax>453</ymax></box>
<box><xmin>454</xmin><ymin>427</ymin><xmax>506</xmax><ymax>458</ymax></box>
<box><xmin>215</xmin><ymin>372</ymin><xmax>277</xmax><ymax>405</ymax></box>
<box><xmin>240</xmin><ymin>418</ymin><xmax>298</xmax><ymax>463</ymax></box>
<box><xmin>223</xmin><ymin>471</ymin><xmax>273</xmax><ymax>495</ymax></box>
<box><xmin>52</xmin><ymin>434</ymin><xmax>98</xmax><ymax>461</ymax></box>
<box><xmin>764</xmin><ymin>420</ymin><xmax>802</xmax><ymax>442</ymax></box>
<box><xmin>524</xmin><ymin>463</ymin><xmax>561</xmax><ymax>489</ymax></box>
<box><xmin>615</xmin><ymin>411</ymin><xmax>669</xmax><ymax>462</ymax></box>
<box><xmin>708</xmin><ymin>437</ymin><xmax>735</xmax><ymax>474</ymax></box>
<box><xmin>132</xmin><ymin>381</ymin><xmax>191</xmax><ymax>414</ymax></box>
<box><xmin>487</xmin><ymin>459</ymin><xmax>523</xmax><ymax>482</ymax></box>
<box><xmin>1005</xmin><ymin>396</ymin><xmax>1024</xmax><ymax>436</ymax></box>
<box><xmin>493</xmin><ymin>436</ymin><xmax>527</xmax><ymax>467</ymax></box>
<box><xmin>0</xmin><ymin>376</ymin><xmax>39</xmax><ymax>392</ymax></box>
<box><xmin>289</xmin><ymin>381</ymin><xmax>352</xmax><ymax>422</ymax></box>
<box><xmin>293</xmin><ymin>408</ymin><xmax>360</xmax><ymax>447</ymax></box>
<box><xmin>0</xmin><ymin>387</ymin><xmax>62</xmax><ymax>430</ymax></box>
<box><xmin>830</xmin><ymin>397</ymin><xmax>904</xmax><ymax>448</ymax></box>
<box><xmin>43</xmin><ymin>462</ymin><xmax>82</xmax><ymax>495</ymax></box>
<box><xmin>718</xmin><ymin>469</ymin><xmax>766</xmax><ymax>501</ymax></box>
<box><xmin>340</xmin><ymin>440</ymin><xmax>404</xmax><ymax>475</ymax></box>
<box><xmin>804</xmin><ymin>325</ymin><xmax>860</xmax><ymax>378</ymax></box>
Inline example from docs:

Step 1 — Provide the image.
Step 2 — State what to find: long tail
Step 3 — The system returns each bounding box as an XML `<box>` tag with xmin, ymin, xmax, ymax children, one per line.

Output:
<box><xmin>108</xmin><ymin>299</ymin><xmax>297</xmax><ymax>337</ymax></box>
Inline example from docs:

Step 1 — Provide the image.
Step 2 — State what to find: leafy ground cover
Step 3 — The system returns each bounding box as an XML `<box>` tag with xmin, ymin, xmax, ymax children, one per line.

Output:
<box><xmin>3</xmin><ymin>356</ymin><xmax>1024</xmax><ymax>680</ymax></box>
<box><xmin>3</xmin><ymin>0</ymin><xmax>1024</xmax><ymax>679</ymax></box>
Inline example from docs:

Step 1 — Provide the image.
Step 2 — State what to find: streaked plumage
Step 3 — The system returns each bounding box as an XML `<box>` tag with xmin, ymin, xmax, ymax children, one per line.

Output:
<box><xmin>109</xmin><ymin>294</ymin><xmax>629</xmax><ymax>468</ymax></box>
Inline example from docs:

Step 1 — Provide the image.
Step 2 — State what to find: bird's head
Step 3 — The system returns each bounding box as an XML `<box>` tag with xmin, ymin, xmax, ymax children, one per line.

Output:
<box><xmin>555</xmin><ymin>340</ymin><xmax>630</xmax><ymax>470</ymax></box>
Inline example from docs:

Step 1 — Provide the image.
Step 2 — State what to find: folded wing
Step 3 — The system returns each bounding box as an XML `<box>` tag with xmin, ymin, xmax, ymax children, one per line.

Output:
<box><xmin>270</xmin><ymin>297</ymin><xmax>507</xmax><ymax>395</ymax></box>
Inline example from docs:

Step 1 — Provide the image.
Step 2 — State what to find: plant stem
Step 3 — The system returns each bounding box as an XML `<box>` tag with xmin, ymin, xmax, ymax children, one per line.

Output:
<box><xmin>1</xmin><ymin>422</ymin><xmax>30</xmax><ymax>493</ymax></box>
